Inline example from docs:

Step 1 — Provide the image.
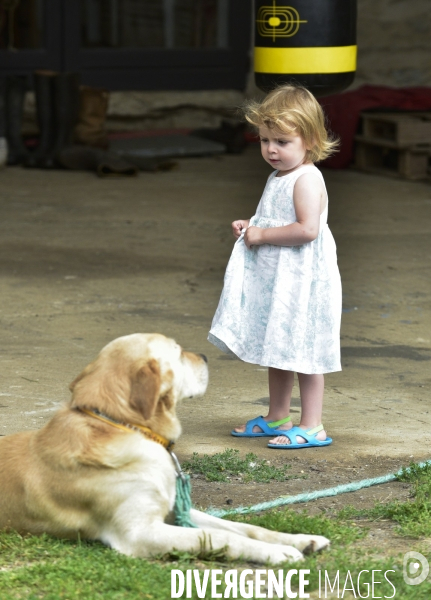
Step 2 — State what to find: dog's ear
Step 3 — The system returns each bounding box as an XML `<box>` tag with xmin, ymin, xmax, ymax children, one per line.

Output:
<box><xmin>69</xmin><ymin>361</ymin><xmax>96</xmax><ymax>392</ymax></box>
<box><xmin>130</xmin><ymin>359</ymin><xmax>161</xmax><ymax>420</ymax></box>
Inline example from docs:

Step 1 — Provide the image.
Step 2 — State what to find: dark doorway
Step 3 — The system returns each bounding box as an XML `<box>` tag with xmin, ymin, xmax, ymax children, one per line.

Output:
<box><xmin>0</xmin><ymin>0</ymin><xmax>251</xmax><ymax>90</ymax></box>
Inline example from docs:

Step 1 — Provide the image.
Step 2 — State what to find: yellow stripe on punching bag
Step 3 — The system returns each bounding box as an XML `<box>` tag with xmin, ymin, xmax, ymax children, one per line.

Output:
<box><xmin>254</xmin><ymin>0</ymin><xmax>357</xmax><ymax>95</ymax></box>
<box><xmin>255</xmin><ymin>45</ymin><xmax>357</xmax><ymax>74</ymax></box>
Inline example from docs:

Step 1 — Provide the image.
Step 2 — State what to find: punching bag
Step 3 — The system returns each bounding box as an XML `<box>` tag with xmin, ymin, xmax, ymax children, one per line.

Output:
<box><xmin>254</xmin><ymin>0</ymin><xmax>357</xmax><ymax>96</ymax></box>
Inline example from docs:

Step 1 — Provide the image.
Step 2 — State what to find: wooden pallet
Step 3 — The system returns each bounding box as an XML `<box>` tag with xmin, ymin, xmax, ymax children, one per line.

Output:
<box><xmin>354</xmin><ymin>135</ymin><xmax>430</xmax><ymax>180</ymax></box>
<box><xmin>360</xmin><ymin>112</ymin><xmax>431</xmax><ymax>147</ymax></box>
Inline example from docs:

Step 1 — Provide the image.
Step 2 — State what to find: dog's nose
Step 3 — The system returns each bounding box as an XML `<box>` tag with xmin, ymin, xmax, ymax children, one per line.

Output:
<box><xmin>199</xmin><ymin>353</ymin><xmax>208</xmax><ymax>363</ymax></box>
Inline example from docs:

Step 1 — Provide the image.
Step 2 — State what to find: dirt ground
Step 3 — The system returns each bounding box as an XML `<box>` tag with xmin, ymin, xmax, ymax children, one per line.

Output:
<box><xmin>0</xmin><ymin>145</ymin><xmax>430</xmax><ymax>552</ymax></box>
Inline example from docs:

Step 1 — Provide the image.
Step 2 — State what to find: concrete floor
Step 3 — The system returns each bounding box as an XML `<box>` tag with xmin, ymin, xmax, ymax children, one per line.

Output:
<box><xmin>0</xmin><ymin>146</ymin><xmax>430</xmax><ymax>472</ymax></box>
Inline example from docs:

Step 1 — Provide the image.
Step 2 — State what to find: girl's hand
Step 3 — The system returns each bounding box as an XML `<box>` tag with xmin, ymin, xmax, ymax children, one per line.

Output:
<box><xmin>232</xmin><ymin>219</ymin><xmax>250</xmax><ymax>239</ymax></box>
<box><xmin>244</xmin><ymin>226</ymin><xmax>264</xmax><ymax>249</ymax></box>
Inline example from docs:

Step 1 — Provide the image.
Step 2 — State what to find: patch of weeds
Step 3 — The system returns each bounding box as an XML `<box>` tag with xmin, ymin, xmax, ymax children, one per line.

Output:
<box><xmin>182</xmin><ymin>448</ymin><xmax>301</xmax><ymax>483</ymax></box>
<box><xmin>398</xmin><ymin>460</ymin><xmax>431</xmax><ymax>489</ymax></box>
<box><xmin>337</xmin><ymin>461</ymin><xmax>431</xmax><ymax>538</ymax></box>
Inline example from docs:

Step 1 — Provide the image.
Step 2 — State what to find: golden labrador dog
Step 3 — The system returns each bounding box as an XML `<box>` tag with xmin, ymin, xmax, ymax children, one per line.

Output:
<box><xmin>0</xmin><ymin>333</ymin><xmax>329</xmax><ymax>564</ymax></box>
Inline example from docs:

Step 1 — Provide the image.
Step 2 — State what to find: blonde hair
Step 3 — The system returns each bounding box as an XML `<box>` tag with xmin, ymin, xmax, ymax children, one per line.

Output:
<box><xmin>243</xmin><ymin>85</ymin><xmax>339</xmax><ymax>163</ymax></box>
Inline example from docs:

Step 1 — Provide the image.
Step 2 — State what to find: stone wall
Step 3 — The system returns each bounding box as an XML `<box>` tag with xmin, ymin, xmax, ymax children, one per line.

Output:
<box><xmin>355</xmin><ymin>0</ymin><xmax>431</xmax><ymax>88</ymax></box>
<box><xmin>23</xmin><ymin>89</ymin><xmax>245</xmax><ymax>135</ymax></box>
<box><xmin>105</xmin><ymin>90</ymin><xmax>245</xmax><ymax>131</ymax></box>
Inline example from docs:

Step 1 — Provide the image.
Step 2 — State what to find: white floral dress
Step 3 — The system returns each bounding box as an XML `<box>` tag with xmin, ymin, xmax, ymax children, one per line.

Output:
<box><xmin>208</xmin><ymin>164</ymin><xmax>342</xmax><ymax>374</ymax></box>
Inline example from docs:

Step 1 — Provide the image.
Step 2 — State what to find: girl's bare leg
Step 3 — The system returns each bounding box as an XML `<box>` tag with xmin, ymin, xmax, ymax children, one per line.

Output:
<box><xmin>269</xmin><ymin>373</ymin><xmax>327</xmax><ymax>444</ymax></box>
<box><xmin>232</xmin><ymin>368</ymin><xmax>294</xmax><ymax>434</ymax></box>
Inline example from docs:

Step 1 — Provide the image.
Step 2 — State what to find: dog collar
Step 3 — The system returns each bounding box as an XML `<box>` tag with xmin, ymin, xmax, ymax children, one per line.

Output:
<box><xmin>77</xmin><ymin>407</ymin><xmax>195</xmax><ymax>528</ymax></box>
<box><xmin>77</xmin><ymin>407</ymin><xmax>174</xmax><ymax>450</ymax></box>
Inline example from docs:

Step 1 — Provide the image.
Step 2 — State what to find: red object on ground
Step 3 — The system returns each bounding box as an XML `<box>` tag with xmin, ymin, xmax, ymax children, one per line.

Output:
<box><xmin>319</xmin><ymin>85</ymin><xmax>431</xmax><ymax>169</ymax></box>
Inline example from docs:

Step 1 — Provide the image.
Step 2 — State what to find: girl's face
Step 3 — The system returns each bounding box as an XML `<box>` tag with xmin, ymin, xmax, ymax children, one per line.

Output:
<box><xmin>259</xmin><ymin>125</ymin><xmax>309</xmax><ymax>174</ymax></box>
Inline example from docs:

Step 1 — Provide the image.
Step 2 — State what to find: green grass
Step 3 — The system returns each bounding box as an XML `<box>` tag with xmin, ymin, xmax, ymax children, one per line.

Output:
<box><xmin>1</xmin><ymin>461</ymin><xmax>431</xmax><ymax>599</ymax></box>
<box><xmin>228</xmin><ymin>505</ymin><xmax>366</xmax><ymax>545</ymax></box>
<box><xmin>182</xmin><ymin>448</ymin><xmax>305</xmax><ymax>483</ymax></box>
<box><xmin>0</xmin><ymin>533</ymin><xmax>173</xmax><ymax>600</ymax></box>
<box><xmin>1</xmin><ymin>528</ymin><xmax>429</xmax><ymax>599</ymax></box>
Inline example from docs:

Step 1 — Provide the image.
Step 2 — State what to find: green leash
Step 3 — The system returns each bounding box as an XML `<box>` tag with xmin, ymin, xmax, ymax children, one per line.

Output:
<box><xmin>175</xmin><ymin>475</ymin><xmax>196</xmax><ymax>528</ymax></box>
<box><xmin>171</xmin><ymin>451</ymin><xmax>431</xmax><ymax>524</ymax></box>
<box><xmin>206</xmin><ymin>459</ymin><xmax>431</xmax><ymax>518</ymax></box>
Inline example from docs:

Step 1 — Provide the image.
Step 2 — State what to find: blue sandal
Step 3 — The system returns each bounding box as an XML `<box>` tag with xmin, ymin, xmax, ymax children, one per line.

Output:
<box><xmin>231</xmin><ymin>416</ymin><xmax>291</xmax><ymax>437</ymax></box>
<box><xmin>267</xmin><ymin>425</ymin><xmax>332</xmax><ymax>449</ymax></box>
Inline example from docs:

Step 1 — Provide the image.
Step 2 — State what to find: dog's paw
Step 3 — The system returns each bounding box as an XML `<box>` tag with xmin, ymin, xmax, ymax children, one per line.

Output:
<box><xmin>292</xmin><ymin>534</ymin><xmax>330</xmax><ymax>554</ymax></box>
<box><xmin>267</xmin><ymin>544</ymin><xmax>304</xmax><ymax>564</ymax></box>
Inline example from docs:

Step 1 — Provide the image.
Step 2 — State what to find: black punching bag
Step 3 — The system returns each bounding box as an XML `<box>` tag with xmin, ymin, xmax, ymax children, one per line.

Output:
<box><xmin>254</xmin><ymin>0</ymin><xmax>357</xmax><ymax>96</ymax></box>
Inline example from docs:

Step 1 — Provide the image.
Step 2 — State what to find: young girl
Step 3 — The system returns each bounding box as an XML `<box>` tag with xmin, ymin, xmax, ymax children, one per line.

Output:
<box><xmin>208</xmin><ymin>85</ymin><xmax>341</xmax><ymax>449</ymax></box>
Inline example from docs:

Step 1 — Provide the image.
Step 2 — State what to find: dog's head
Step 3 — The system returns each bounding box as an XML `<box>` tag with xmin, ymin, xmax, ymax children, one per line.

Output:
<box><xmin>69</xmin><ymin>333</ymin><xmax>208</xmax><ymax>440</ymax></box>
